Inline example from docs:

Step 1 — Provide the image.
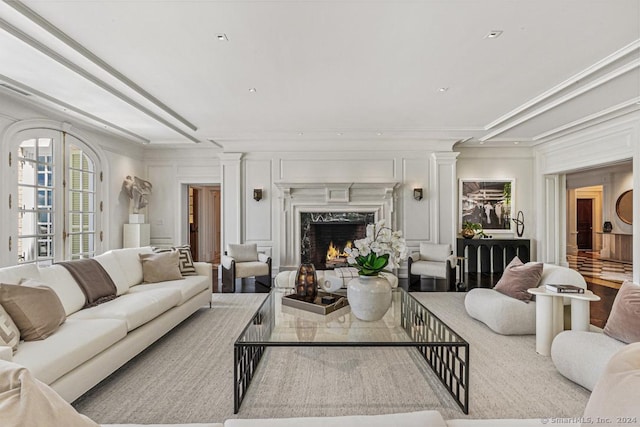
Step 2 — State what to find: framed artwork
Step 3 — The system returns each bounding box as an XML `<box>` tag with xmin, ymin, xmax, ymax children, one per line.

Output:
<box><xmin>459</xmin><ymin>179</ymin><xmax>514</xmax><ymax>233</ymax></box>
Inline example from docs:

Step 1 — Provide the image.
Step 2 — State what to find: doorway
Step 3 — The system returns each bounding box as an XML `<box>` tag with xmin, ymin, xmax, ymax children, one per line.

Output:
<box><xmin>576</xmin><ymin>198</ymin><xmax>593</xmax><ymax>250</ymax></box>
<box><xmin>187</xmin><ymin>185</ymin><xmax>221</xmax><ymax>265</ymax></box>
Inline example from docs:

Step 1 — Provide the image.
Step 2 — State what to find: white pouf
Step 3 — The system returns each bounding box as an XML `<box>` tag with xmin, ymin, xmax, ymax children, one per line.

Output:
<box><xmin>464</xmin><ymin>288</ymin><xmax>537</xmax><ymax>335</ymax></box>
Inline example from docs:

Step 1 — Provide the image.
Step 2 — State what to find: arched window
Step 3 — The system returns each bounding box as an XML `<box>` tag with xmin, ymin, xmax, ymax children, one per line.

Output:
<box><xmin>10</xmin><ymin>127</ymin><xmax>103</xmax><ymax>266</ymax></box>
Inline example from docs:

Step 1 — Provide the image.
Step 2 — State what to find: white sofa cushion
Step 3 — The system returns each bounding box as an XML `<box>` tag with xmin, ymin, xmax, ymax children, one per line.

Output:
<box><xmin>583</xmin><ymin>342</ymin><xmax>640</xmax><ymax>425</ymax></box>
<box><xmin>112</xmin><ymin>247</ymin><xmax>154</xmax><ymax>288</ymax></box>
<box><xmin>551</xmin><ymin>330</ymin><xmax>626</xmax><ymax>391</ymax></box>
<box><xmin>0</xmin><ymin>360</ymin><xmax>100</xmax><ymax>427</ymax></box>
<box><xmin>228</xmin><ymin>243</ymin><xmax>258</xmax><ymax>262</ymax></box>
<box><xmin>0</xmin><ymin>263</ymin><xmax>41</xmax><ymax>285</ymax></box>
<box><xmin>128</xmin><ymin>275</ymin><xmax>210</xmax><ymax>305</ymax></box>
<box><xmin>448</xmin><ymin>420</ymin><xmax>577</xmax><ymax>426</ymax></box>
<box><xmin>419</xmin><ymin>243</ymin><xmax>451</xmax><ymax>262</ymax></box>
<box><xmin>36</xmin><ymin>265</ymin><xmax>87</xmax><ymax>316</ymax></box>
<box><xmin>105</xmin><ymin>424</ymin><xmax>222</xmax><ymax>427</ymax></box>
<box><xmin>465</xmin><ymin>288</ymin><xmax>537</xmax><ymax>335</ymax></box>
<box><xmin>235</xmin><ymin>261</ymin><xmax>269</xmax><ymax>278</ymax></box>
<box><xmin>411</xmin><ymin>260</ymin><xmax>448</xmax><ymax>278</ymax></box>
<box><xmin>69</xmin><ymin>288</ymin><xmax>181</xmax><ymax>331</ymax></box>
<box><xmin>224</xmin><ymin>410</ymin><xmax>447</xmax><ymax>427</ymax></box>
<box><xmin>13</xmin><ymin>318</ymin><xmax>127</xmax><ymax>385</ymax></box>
<box><xmin>94</xmin><ymin>251</ymin><xmax>130</xmax><ymax>295</ymax></box>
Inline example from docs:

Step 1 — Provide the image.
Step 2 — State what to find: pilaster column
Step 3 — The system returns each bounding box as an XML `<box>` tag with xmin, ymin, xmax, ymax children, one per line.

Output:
<box><xmin>219</xmin><ymin>153</ymin><xmax>243</xmax><ymax>252</ymax></box>
<box><xmin>430</xmin><ymin>152</ymin><xmax>460</xmax><ymax>246</ymax></box>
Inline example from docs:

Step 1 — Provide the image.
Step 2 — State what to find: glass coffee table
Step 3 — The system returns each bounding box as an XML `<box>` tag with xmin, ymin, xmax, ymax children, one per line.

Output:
<box><xmin>234</xmin><ymin>288</ymin><xmax>469</xmax><ymax>414</ymax></box>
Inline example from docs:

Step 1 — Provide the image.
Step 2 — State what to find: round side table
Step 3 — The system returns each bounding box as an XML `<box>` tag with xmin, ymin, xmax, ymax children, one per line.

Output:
<box><xmin>526</xmin><ymin>287</ymin><xmax>600</xmax><ymax>356</ymax></box>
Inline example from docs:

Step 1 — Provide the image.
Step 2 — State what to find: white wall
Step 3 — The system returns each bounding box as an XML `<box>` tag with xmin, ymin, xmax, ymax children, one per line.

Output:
<box><xmin>456</xmin><ymin>146</ymin><xmax>535</xmax><ymax>253</ymax></box>
<box><xmin>228</xmin><ymin>149</ymin><xmax>456</xmax><ymax>275</ymax></box>
<box><xmin>143</xmin><ymin>146</ymin><xmax>222</xmax><ymax>248</ymax></box>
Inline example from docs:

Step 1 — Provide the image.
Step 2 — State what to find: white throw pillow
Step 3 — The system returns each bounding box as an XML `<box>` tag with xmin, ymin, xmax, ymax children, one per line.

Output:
<box><xmin>228</xmin><ymin>243</ymin><xmax>259</xmax><ymax>262</ymax></box>
<box><xmin>0</xmin><ymin>360</ymin><xmax>99</xmax><ymax>427</ymax></box>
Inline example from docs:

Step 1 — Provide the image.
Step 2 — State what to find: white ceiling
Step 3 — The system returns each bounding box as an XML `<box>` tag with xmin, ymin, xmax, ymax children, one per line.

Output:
<box><xmin>0</xmin><ymin>0</ymin><xmax>639</xmax><ymax>150</ymax></box>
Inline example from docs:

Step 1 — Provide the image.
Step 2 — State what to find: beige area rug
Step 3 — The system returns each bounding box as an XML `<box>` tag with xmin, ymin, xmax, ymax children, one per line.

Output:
<box><xmin>73</xmin><ymin>293</ymin><xmax>590</xmax><ymax>424</ymax></box>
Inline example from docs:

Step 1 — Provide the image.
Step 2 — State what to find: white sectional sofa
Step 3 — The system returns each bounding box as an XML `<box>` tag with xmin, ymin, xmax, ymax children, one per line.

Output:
<box><xmin>0</xmin><ymin>246</ymin><xmax>212</xmax><ymax>403</ymax></box>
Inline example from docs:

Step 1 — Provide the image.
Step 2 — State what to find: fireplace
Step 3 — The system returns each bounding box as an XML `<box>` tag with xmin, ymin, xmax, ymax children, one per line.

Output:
<box><xmin>301</xmin><ymin>212</ymin><xmax>375</xmax><ymax>270</ymax></box>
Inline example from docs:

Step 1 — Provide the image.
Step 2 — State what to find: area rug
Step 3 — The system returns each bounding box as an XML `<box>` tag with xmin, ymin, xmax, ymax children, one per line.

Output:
<box><xmin>73</xmin><ymin>293</ymin><xmax>590</xmax><ymax>424</ymax></box>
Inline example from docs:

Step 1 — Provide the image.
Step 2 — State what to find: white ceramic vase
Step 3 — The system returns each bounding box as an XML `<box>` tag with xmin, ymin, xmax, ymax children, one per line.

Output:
<box><xmin>347</xmin><ymin>275</ymin><xmax>393</xmax><ymax>321</ymax></box>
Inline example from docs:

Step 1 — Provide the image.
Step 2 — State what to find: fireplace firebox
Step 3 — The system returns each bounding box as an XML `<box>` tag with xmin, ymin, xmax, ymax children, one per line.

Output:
<box><xmin>300</xmin><ymin>212</ymin><xmax>375</xmax><ymax>270</ymax></box>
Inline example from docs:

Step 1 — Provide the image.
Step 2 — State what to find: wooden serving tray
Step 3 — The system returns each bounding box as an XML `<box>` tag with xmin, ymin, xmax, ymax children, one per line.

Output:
<box><xmin>282</xmin><ymin>291</ymin><xmax>349</xmax><ymax>315</ymax></box>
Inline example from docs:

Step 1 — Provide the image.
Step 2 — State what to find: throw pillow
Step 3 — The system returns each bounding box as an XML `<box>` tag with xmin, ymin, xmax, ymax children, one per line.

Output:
<box><xmin>152</xmin><ymin>245</ymin><xmax>197</xmax><ymax>276</ymax></box>
<box><xmin>603</xmin><ymin>281</ymin><xmax>640</xmax><ymax>344</ymax></box>
<box><xmin>0</xmin><ymin>284</ymin><xmax>66</xmax><ymax>341</ymax></box>
<box><xmin>0</xmin><ymin>360</ymin><xmax>100</xmax><ymax>427</ymax></box>
<box><xmin>582</xmin><ymin>342</ymin><xmax>640</xmax><ymax>425</ymax></box>
<box><xmin>493</xmin><ymin>256</ymin><xmax>543</xmax><ymax>303</ymax></box>
<box><xmin>139</xmin><ymin>251</ymin><xmax>183</xmax><ymax>283</ymax></box>
<box><xmin>0</xmin><ymin>304</ymin><xmax>20</xmax><ymax>353</ymax></box>
<box><xmin>228</xmin><ymin>243</ymin><xmax>258</xmax><ymax>262</ymax></box>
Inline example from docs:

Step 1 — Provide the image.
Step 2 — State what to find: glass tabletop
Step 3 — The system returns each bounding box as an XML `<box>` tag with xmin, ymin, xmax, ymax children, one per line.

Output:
<box><xmin>235</xmin><ymin>287</ymin><xmax>466</xmax><ymax>347</ymax></box>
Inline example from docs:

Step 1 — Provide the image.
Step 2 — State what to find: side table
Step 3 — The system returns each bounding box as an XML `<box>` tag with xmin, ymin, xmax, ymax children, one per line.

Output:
<box><xmin>526</xmin><ymin>287</ymin><xmax>600</xmax><ymax>356</ymax></box>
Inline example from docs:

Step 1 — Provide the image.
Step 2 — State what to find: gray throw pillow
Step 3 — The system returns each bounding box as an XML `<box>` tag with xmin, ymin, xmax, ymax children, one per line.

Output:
<box><xmin>0</xmin><ymin>284</ymin><xmax>66</xmax><ymax>341</ymax></box>
<box><xmin>493</xmin><ymin>256</ymin><xmax>543</xmax><ymax>303</ymax></box>
<box><xmin>139</xmin><ymin>251</ymin><xmax>183</xmax><ymax>283</ymax></box>
<box><xmin>603</xmin><ymin>281</ymin><xmax>640</xmax><ymax>344</ymax></box>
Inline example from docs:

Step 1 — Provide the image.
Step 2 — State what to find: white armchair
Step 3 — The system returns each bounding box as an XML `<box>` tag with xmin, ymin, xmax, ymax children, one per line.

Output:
<box><xmin>221</xmin><ymin>243</ymin><xmax>272</xmax><ymax>292</ymax></box>
<box><xmin>408</xmin><ymin>243</ymin><xmax>456</xmax><ymax>290</ymax></box>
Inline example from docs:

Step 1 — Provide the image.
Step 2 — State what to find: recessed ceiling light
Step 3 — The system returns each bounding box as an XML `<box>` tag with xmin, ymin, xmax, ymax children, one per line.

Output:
<box><xmin>248</xmin><ymin>88</ymin><xmax>257</xmax><ymax>93</ymax></box>
<box><xmin>376</xmin><ymin>132</ymin><xmax>383</xmax><ymax>136</ymax></box>
<box><xmin>297</xmin><ymin>132</ymin><xmax>304</xmax><ymax>136</ymax></box>
<box><xmin>513</xmin><ymin>141</ymin><xmax>520</xmax><ymax>145</ymax></box>
<box><xmin>216</xmin><ymin>33</ymin><xmax>228</xmax><ymax>41</ymax></box>
<box><xmin>438</xmin><ymin>87</ymin><xmax>449</xmax><ymax>92</ymax></box>
<box><xmin>337</xmin><ymin>132</ymin><xmax>343</xmax><ymax>136</ymax></box>
<box><xmin>142</xmin><ymin>141</ymin><xmax>151</xmax><ymax>145</ymax></box>
<box><xmin>485</xmin><ymin>30</ymin><xmax>503</xmax><ymax>39</ymax></box>
<box><xmin>479</xmin><ymin>141</ymin><xmax>485</xmax><ymax>145</ymax></box>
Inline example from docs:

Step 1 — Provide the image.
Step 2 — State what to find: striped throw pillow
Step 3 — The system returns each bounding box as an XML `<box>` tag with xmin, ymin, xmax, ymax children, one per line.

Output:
<box><xmin>152</xmin><ymin>245</ymin><xmax>197</xmax><ymax>276</ymax></box>
<box><xmin>0</xmin><ymin>303</ymin><xmax>20</xmax><ymax>353</ymax></box>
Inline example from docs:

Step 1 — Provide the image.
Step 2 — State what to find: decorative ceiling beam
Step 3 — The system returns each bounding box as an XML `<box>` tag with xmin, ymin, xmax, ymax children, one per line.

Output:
<box><xmin>4</xmin><ymin>0</ymin><xmax>198</xmax><ymax>132</ymax></box>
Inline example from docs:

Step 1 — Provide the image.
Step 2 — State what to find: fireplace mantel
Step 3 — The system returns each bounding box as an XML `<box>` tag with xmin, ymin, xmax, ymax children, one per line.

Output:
<box><xmin>275</xmin><ymin>181</ymin><xmax>401</xmax><ymax>269</ymax></box>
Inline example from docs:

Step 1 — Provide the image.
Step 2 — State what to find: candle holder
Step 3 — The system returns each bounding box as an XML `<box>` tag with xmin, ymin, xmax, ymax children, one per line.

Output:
<box><xmin>295</xmin><ymin>263</ymin><xmax>318</xmax><ymax>302</ymax></box>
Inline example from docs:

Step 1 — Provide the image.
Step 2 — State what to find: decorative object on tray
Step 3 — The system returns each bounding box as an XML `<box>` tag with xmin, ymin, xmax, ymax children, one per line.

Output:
<box><xmin>282</xmin><ymin>290</ymin><xmax>349</xmax><ymax>315</ymax></box>
<box><xmin>344</xmin><ymin>220</ymin><xmax>407</xmax><ymax>321</ymax></box>
<box><xmin>545</xmin><ymin>284</ymin><xmax>585</xmax><ymax>294</ymax></box>
<box><xmin>295</xmin><ymin>263</ymin><xmax>318</xmax><ymax>302</ymax></box>
<box><xmin>603</xmin><ymin>221</ymin><xmax>613</xmax><ymax>233</ymax></box>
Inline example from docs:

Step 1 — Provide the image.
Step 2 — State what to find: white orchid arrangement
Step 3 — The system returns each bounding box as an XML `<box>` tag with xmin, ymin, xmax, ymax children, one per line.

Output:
<box><xmin>345</xmin><ymin>220</ymin><xmax>408</xmax><ymax>276</ymax></box>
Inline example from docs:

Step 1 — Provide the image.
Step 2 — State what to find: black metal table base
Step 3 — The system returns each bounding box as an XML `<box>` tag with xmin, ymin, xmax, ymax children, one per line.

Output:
<box><xmin>234</xmin><ymin>291</ymin><xmax>469</xmax><ymax>414</ymax></box>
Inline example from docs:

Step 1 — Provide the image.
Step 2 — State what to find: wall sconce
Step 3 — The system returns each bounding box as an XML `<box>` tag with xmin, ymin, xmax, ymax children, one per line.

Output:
<box><xmin>413</xmin><ymin>188</ymin><xmax>424</xmax><ymax>201</ymax></box>
<box><xmin>253</xmin><ymin>188</ymin><xmax>263</xmax><ymax>202</ymax></box>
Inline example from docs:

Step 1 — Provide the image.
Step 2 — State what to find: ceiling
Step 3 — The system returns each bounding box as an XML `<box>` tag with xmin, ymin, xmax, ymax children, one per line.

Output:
<box><xmin>0</xmin><ymin>0</ymin><xmax>639</xmax><ymax>151</ymax></box>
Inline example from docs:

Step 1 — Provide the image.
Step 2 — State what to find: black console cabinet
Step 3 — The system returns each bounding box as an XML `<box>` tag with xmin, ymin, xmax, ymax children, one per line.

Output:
<box><xmin>456</xmin><ymin>238</ymin><xmax>530</xmax><ymax>275</ymax></box>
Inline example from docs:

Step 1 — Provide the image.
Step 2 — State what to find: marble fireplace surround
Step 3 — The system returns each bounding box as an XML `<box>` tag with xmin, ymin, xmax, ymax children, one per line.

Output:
<box><xmin>274</xmin><ymin>182</ymin><xmax>400</xmax><ymax>270</ymax></box>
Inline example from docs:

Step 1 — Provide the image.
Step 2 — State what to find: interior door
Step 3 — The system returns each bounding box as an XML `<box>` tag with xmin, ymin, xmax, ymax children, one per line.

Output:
<box><xmin>189</xmin><ymin>187</ymin><xmax>199</xmax><ymax>260</ymax></box>
<box><xmin>576</xmin><ymin>198</ymin><xmax>593</xmax><ymax>250</ymax></box>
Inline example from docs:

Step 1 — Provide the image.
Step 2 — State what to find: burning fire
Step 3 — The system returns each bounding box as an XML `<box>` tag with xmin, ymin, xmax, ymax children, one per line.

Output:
<box><xmin>326</xmin><ymin>241</ymin><xmax>353</xmax><ymax>261</ymax></box>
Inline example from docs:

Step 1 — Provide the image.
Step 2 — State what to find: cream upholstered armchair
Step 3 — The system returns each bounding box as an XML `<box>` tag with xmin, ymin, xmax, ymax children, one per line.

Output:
<box><xmin>408</xmin><ymin>243</ymin><xmax>456</xmax><ymax>290</ymax></box>
<box><xmin>221</xmin><ymin>243</ymin><xmax>272</xmax><ymax>292</ymax></box>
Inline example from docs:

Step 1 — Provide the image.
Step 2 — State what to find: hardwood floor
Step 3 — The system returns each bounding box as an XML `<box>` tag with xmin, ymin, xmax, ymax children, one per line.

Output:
<box><xmin>214</xmin><ymin>268</ymin><xmax>620</xmax><ymax>328</ymax></box>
